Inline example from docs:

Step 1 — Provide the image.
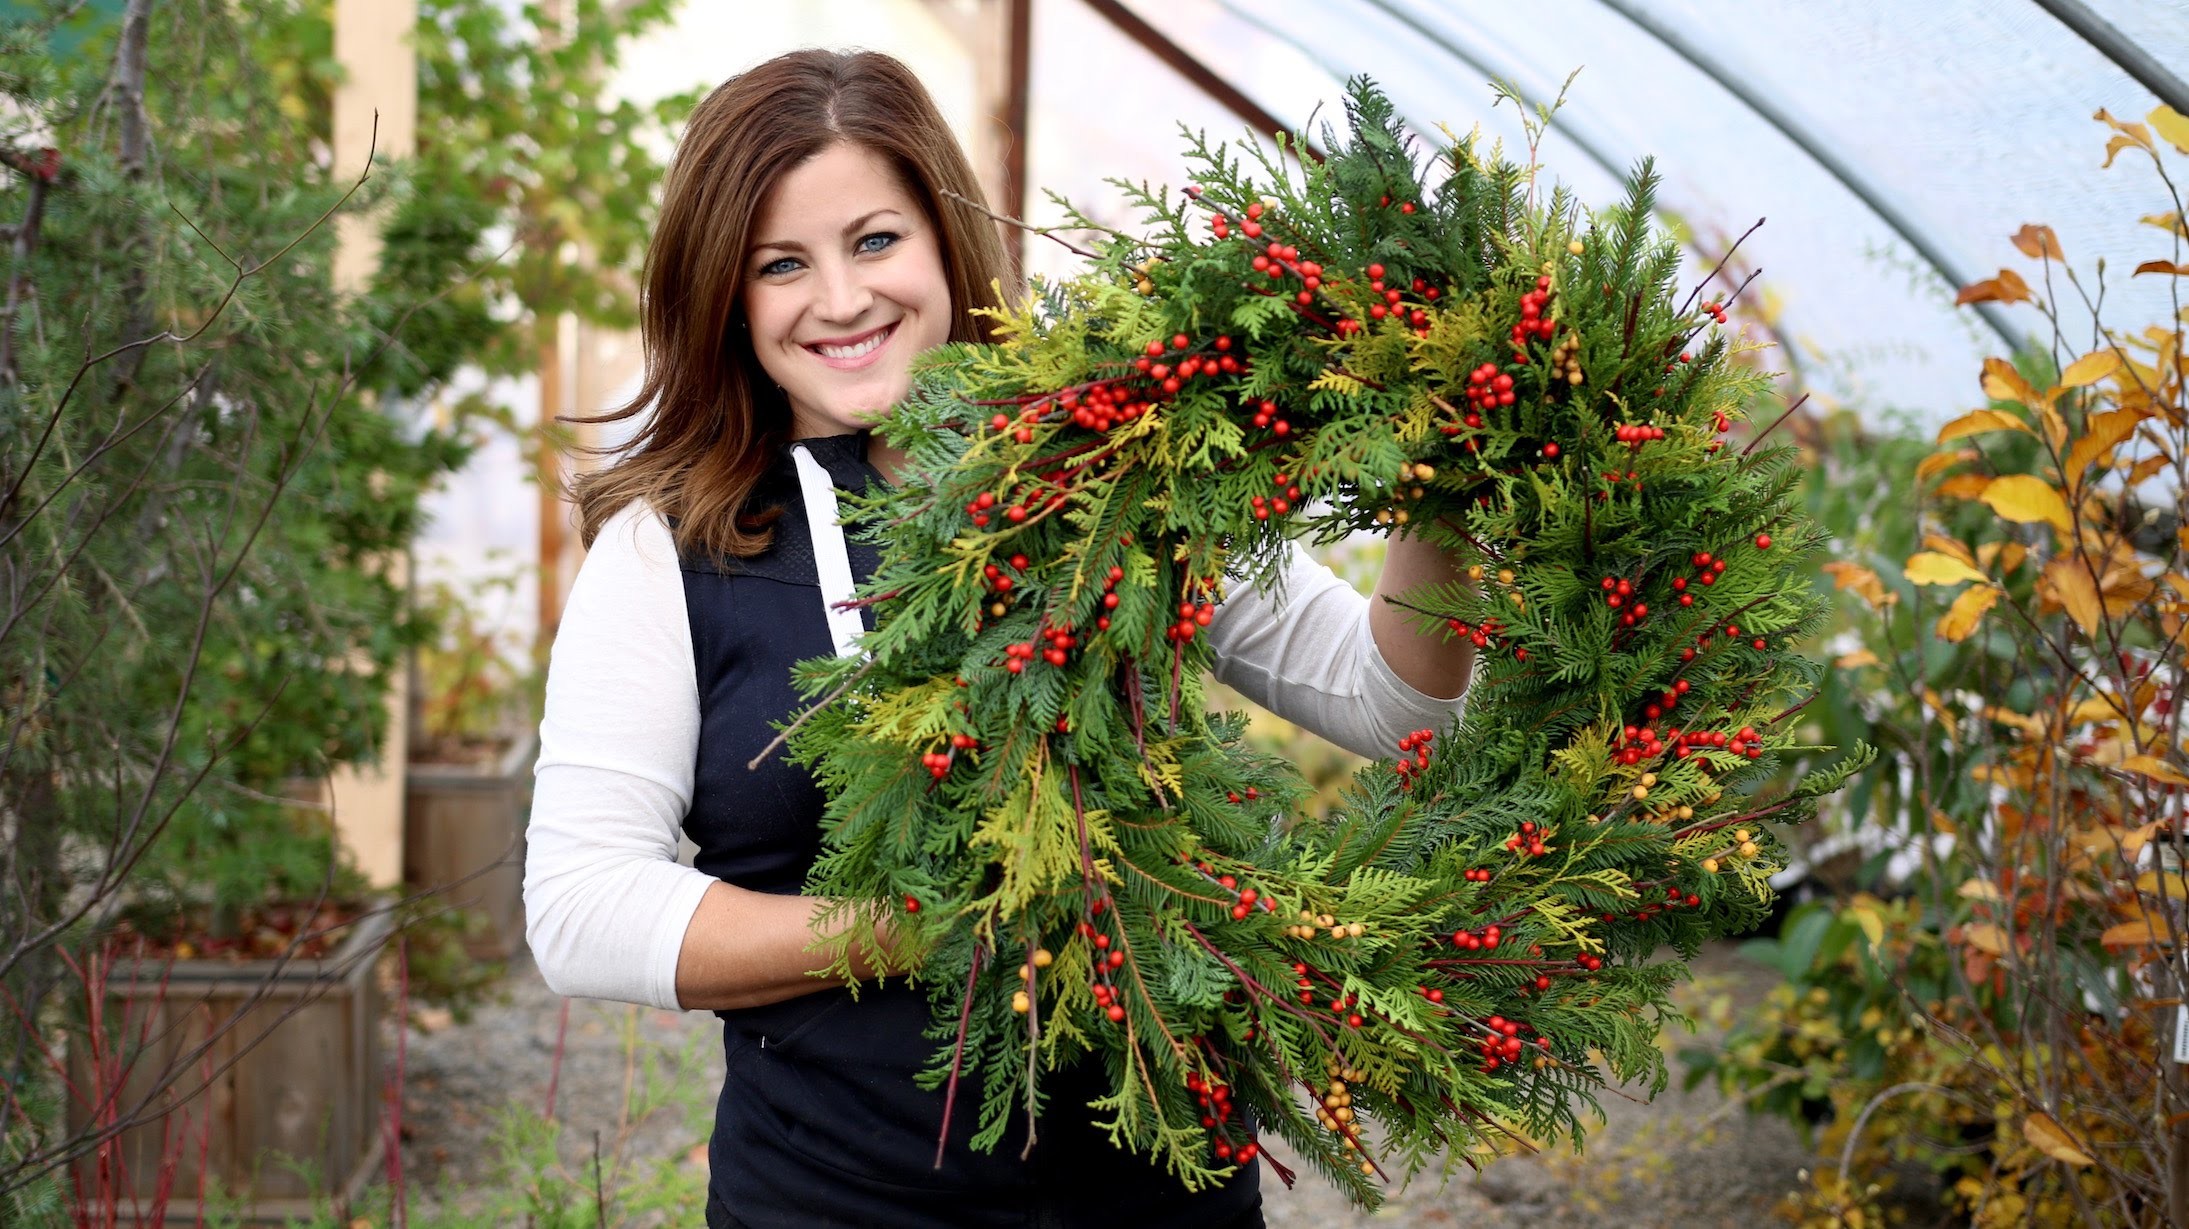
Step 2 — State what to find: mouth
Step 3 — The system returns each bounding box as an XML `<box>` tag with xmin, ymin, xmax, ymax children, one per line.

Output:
<box><xmin>804</xmin><ymin>322</ymin><xmax>897</xmax><ymax>369</ymax></box>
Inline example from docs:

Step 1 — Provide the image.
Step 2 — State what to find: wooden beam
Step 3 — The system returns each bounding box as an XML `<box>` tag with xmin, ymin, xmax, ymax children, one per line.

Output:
<box><xmin>1078</xmin><ymin>0</ymin><xmax>1322</xmax><ymax>162</ymax></box>
<box><xmin>1002</xmin><ymin>0</ymin><xmax>1032</xmax><ymax>277</ymax></box>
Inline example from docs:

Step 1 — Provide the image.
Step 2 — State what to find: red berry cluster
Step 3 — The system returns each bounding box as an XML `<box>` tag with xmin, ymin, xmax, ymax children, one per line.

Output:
<box><xmin>1222</xmin><ymin>787</ymin><xmax>1261</xmax><ymax>804</ymax></box>
<box><xmin>1249</xmin><ymin>398</ymin><xmax>1291</xmax><ymax>435</ymax></box>
<box><xmin>1476</xmin><ymin>1014</ymin><xmax>1548</xmax><ymax>1073</ymax></box>
<box><xmin>1062</xmin><ymin>379</ymin><xmax>1151</xmax><ymax>433</ymax></box>
<box><xmin>1700</xmin><ymin>298</ymin><xmax>1729</xmax><ymax>325</ymax></box>
<box><xmin>1185</xmin><ymin>1071</ymin><xmax>1258</xmax><ymax>1163</ymax></box>
<box><xmin>1461</xmin><ymin>867</ymin><xmax>1492</xmax><ymax>883</ymax></box>
<box><xmin>1000</xmin><ymin>624</ymin><xmax>1080</xmax><ymax>675</ymax></box>
<box><xmin>1596</xmin><ymin>467</ymin><xmax>1642</xmax><ymax>500</ymax></box>
<box><xmin>1617</xmin><ymin>724</ymin><xmax>1664</xmax><ymax>766</ymax></box>
<box><xmin>1167</xmin><ymin>594</ymin><xmax>1215</xmax><ymax>643</ymax></box>
<box><xmin>1503</xmin><ymin>821</ymin><xmax>1548</xmax><ymax>857</ymax></box>
<box><xmin>1613</xmin><ymin>422</ymin><xmax>1664</xmax><ymax>448</ymax></box>
<box><xmin>1599</xmin><ymin>575</ymin><xmax>1649</xmax><ymax>629</ymax></box>
<box><xmin>1445</xmin><ymin>615</ymin><xmax>1508</xmax><ymax>652</ymax></box>
<box><xmin>1510</xmin><ymin>274</ymin><xmax>1557</xmax><ymax>359</ymax></box>
<box><xmin>1460</xmin><ymin>361</ymin><xmax>1514</xmax><ymax>430</ymax></box>
<box><xmin>1083</xmin><ymin>564</ymin><xmax>1120</xmax><ymax>631</ymax></box>
<box><xmin>1605</xmin><ymin>884</ymin><xmax>1703</xmax><ymax>924</ymax></box>
<box><xmin>1377</xmin><ymin>192</ymin><xmax>1418</xmax><ymax>215</ymax></box>
<box><xmin>1671</xmin><ymin>725</ymin><xmax>1764</xmax><ymax>761</ymax></box>
<box><xmin>1250</xmin><ymin>471</ymin><xmax>1302</xmax><ymax>521</ymax></box>
<box><xmin>982</xmin><ymin>554</ymin><xmax>1027</xmax><ymax>596</ymax></box>
<box><xmin>1393</xmin><ymin>728</ymin><xmax>1435</xmax><ymax>790</ymax></box>
<box><xmin>1135</xmin><ymin>332</ymin><xmax>1244</xmax><ymax>397</ymax></box>
<box><xmin>1451</xmin><ymin>922</ymin><xmax>1504</xmax><ymax>950</ymax></box>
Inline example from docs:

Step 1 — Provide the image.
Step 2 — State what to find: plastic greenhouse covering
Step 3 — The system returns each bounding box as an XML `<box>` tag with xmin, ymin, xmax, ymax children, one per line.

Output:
<box><xmin>1005</xmin><ymin>0</ymin><xmax>2189</xmax><ymax>424</ymax></box>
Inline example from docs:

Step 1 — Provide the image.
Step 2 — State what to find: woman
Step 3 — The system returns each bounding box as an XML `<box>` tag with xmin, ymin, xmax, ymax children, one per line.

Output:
<box><xmin>523</xmin><ymin>48</ymin><xmax>1474</xmax><ymax>1229</ymax></box>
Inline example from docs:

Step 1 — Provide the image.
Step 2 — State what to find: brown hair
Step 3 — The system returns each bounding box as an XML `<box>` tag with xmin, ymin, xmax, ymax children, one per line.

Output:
<box><xmin>567</xmin><ymin>48</ymin><xmax>1016</xmax><ymax>561</ymax></box>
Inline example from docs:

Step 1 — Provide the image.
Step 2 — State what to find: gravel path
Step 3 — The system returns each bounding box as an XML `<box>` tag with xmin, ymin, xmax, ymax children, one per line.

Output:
<box><xmin>386</xmin><ymin>943</ymin><xmax>1811</xmax><ymax>1226</ymax></box>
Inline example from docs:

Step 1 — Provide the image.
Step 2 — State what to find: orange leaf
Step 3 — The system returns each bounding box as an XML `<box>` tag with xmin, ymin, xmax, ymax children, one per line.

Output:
<box><xmin>2010</xmin><ymin>224</ymin><xmax>2064</xmax><ymax>261</ymax></box>
<box><xmin>2129</xmin><ymin>454</ymin><xmax>2172</xmax><ymax>485</ymax></box>
<box><xmin>2024</xmin><ymin>1113</ymin><xmax>2095</xmax><ymax>1166</ymax></box>
<box><xmin>1835</xmin><ymin>648</ymin><xmax>1882</xmax><ymax>669</ymax></box>
<box><xmin>1958</xmin><ymin>268</ymin><xmax>2032</xmax><ymax>306</ymax></box>
<box><xmin>1981</xmin><ymin>356</ymin><xmax>2040</xmax><ymax>406</ymax></box>
<box><xmin>1976</xmin><ymin>540</ymin><xmax>2027</xmax><ymax>575</ymax></box>
<box><xmin>2149</xmin><ymin>104</ymin><xmax>2189</xmax><ymax>154</ymax></box>
<box><xmin>1904</xmin><ymin>552</ymin><xmax>1988</xmax><ymax>586</ymax></box>
<box><xmin>2045</xmin><ymin>557</ymin><xmax>2103</xmax><ymax>634</ymax></box>
<box><xmin>1915</xmin><ymin>449</ymin><xmax>1973</xmax><ymax>482</ymax></box>
<box><xmin>1821</xmin><ymin>561</ymin><xmax>1893</xmax><ymax>610</ymax></box>
<box><xmin>2100</xmin><ymin>918</ymin><xmax>2163</xmax><ymax>949</ymax></box>
<box><xmin>2062</xmin><ymin>406</ymin><xmax>2144</xmax><ymax>489</ymax></box>
<box><xmin>1935</xmin><ymin>473</ymin><xmax>1993</xmax><ymax>501</ymax></box>
<box><xmin>1920</xmin><ymin>533</ymin><xmax>1979</xmax><ymax>567</ymax></box>
<box><xmin>2143</xmin><ymin>211</ymin><xmax>2188</xmax><ymax>239</ymax></box>
<box><xmin>2060</xmin><ymin>350</ymin><xmax>2122</xmax><ymax>387</ymax></box>
<box><xmin>1936</xmin><ymin>408</ymin><xmax>2031</xmax><ymax>443</ymax></box>
<box><xmin>1980</xmin><ymin>475</ymin><xmax>2073</xmax><ymax>534</ymax></box>
<box><xmin>1936</xmin><ymin>584</ymin><xmax>1999</xmax><ymax>643</ymax></box>
<box><xmin>2135</xmin><ymin>260</ymin><xmax>2189</xmax><ymax>277</ymax></box>
<box><xmin>1962</xmin><ymin>922</ymin><xmax>2008</xmax><ymax>954</ymax></box>
<box><xmin>2122</xmin><ymin>755</ymin><xmax>2189</xmax><ymax>786</ymax></box>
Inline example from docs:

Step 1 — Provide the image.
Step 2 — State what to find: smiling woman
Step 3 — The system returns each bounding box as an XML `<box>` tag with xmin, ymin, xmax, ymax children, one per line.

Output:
<box><xmin>740</xmin><ymin>146</ymin><xmax>954</xmax><ymax>485</ymax></box>
<box><xmin>527</xmin><ymin>46</ymin><xmax>1470</xmax><ymax>1229</ymax></box>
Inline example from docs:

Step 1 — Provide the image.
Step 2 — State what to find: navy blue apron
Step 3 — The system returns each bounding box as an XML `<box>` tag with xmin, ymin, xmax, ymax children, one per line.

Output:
<box><xmin>678</xmin><ymin>430</ymin><xmax>1264</xmax><ymax>1228</ymax></box>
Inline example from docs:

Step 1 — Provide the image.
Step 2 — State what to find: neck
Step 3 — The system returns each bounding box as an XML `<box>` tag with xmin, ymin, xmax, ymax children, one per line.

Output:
<box><xmin>865</xmin><ymin>434</ymin><xmax>907</xmax><ymax>487</ymax></box>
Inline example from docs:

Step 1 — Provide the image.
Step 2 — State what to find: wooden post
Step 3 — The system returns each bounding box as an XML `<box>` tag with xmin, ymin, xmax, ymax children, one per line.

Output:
<box><xmin>324</xmin><ymin>0</ymin><xmax>416</xmax><ymax>889</ymax></box>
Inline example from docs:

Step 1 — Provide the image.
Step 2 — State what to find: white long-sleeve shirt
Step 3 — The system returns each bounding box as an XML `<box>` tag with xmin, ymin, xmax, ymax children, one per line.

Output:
<box><xmin>522</xmin><ymin>499</ymin><xmax>1468</xmax><ymax>1009</ymax></box>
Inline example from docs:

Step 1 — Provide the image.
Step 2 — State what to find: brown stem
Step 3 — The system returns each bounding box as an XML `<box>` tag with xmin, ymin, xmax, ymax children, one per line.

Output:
<box><xmin>933</xmin><ymin>940</ymin><xmax>987</xmax><ymax>1168</ymax></box>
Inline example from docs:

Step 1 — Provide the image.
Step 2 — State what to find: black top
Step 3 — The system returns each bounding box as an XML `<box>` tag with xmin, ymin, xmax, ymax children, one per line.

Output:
<box><xmin>681</xmin><ymin>431</ymin><xmax>1264</xmax><ymax>1229</ymax></box>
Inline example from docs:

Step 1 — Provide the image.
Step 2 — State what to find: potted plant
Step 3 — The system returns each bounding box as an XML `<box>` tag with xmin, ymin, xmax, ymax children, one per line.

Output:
<box><xmin>403</xmin><ymin>563</ymin><xmax>541</xmax><ymax>961</ymax></box>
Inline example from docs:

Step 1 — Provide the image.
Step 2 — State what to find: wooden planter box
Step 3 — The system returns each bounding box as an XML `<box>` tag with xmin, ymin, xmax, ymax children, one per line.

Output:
<box><xmin>65</xmin><ymin>905</ymin><xmax>392</xmax><ymax>1225</ymax></box>
<box><xmin>403</xmin><ymin>730</ymin><xmax>535</xmax><ymax>960</ymax></box>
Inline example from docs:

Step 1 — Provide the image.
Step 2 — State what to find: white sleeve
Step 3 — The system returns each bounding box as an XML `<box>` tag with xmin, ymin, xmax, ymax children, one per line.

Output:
<box><xmin>1204</xmin><ymin>539</ymin><xmax>1469</xmax><ymax>761</ymax></box>
<box><xmin>523</xmin><ymin>499</ymin><xmax>717</xmax><ymax>1011</ymax></box>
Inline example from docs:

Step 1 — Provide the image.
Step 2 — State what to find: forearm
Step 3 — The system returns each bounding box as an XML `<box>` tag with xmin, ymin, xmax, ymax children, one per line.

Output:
<box><xmin>672</xmin><ymin>880</ymin><xmax>898</xmax><ymax>1011</ymax></box>
<box><xmin>1369</xmin><ymin>521</ymin><xmax>1479</xmax><ymax>701</ymax></box>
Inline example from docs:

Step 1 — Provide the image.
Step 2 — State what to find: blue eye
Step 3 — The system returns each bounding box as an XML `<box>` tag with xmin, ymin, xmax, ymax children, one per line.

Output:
<box><xmin>858</xmin><ymin>231</ymin><xmax>900</xmax><ymax>254</ymax></box>
<box><xmin>758</xmin><ymin>256</ymin><xmax>801</xmax><ymax>278</ymax></box>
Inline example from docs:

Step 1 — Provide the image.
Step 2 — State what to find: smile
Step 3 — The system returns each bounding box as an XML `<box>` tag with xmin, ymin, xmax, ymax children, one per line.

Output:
<box><xmin>805</xmin><ymin>322</ymin><xmax>897</xmax><ymax>369</ymax></box>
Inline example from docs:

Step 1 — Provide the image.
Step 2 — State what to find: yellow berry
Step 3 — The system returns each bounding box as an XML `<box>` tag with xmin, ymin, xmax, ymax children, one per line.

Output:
<box><xmin>1702</xmin><ymin>858</ymin><xmax>1720</xmax><ymax>873</ymax></box>
<box><xmin>1567</xmin><ymin>239</ymin><xmax>1585</xmax><ymax>255</ymax></box>
<box><xmin>1414</xmin><ymin>463</ymin><xmax>1437</xmax><ymax>480</ymax></box>
<box><xmin>1733</xmin><ymin>828</ymin><xmax>1751</xmax><ymax>843</ymax></box>
<box><xmin>1739</xmin><ymin>841</ymin><xmax>1760</xmax><ymax>858</ymax></box>
<box><xmin>1639</xmin><ymin>772</ymin><xmax>1658</xmax><ymax>787</ymax></box>
<box><xmin>1394</xmin><ymin>510</ymin><xmax>1409</xmax><ymax>524</ymax></box>
<box><xmin>1011</xmin><ymin>990</ymin><xmax>1031</xmax><ymax>1013</ymax></box>
<box><xmin>1631</xmin><ymin>785</ymin><xmax>1649</xmax><ymax>801</ymax></box>
<box><xmin>1677</xmin><ymin>806</ymin><xmax>1693</xmax><ymax>820</ymax></box>
<box><xmin>1496</xmin><ymin>568</ymin><xmax>1515</xmax><ymax>585</ymax></box>
<box><xmin>1329</xmin><ymin>1079</ymin><xmax>1347</xmax><ymax>1094</ymax></box>
<box><xmin>1033</xmin><ymin>948</ymin><xmax>1053</xmax><ymax>968</ymax></box>
<box><xmin>1335</xmin><ymin>1106</ymin><xmax>1354</xmax><ymax>1122</ymax></box>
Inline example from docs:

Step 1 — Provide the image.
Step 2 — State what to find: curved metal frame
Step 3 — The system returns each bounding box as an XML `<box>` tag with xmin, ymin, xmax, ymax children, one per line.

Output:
<box><xmin>1581</xmin><ymin>0</ymin><xmax>2021</xmax><ymax>350</ymax></box>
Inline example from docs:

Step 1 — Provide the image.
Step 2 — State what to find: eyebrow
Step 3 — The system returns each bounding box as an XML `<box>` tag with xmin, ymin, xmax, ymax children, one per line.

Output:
<box><xmin>750</xmin><ymin>209</ymin><xmax>904</xmax><ymax>255</ymax></box>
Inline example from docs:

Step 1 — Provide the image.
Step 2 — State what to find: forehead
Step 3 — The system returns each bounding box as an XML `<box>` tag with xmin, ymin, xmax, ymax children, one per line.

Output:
<box><xmin>751</xmin><ymin>143</ymin><xmax>921</xmax><ymax>243</ymax></box>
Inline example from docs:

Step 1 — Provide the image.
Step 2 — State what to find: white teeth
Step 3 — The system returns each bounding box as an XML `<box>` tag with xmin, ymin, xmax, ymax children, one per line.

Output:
<box><xmin>814</xmin><ymin>327</ymin><xmax>890</xmax><ymax>359</ymax></box>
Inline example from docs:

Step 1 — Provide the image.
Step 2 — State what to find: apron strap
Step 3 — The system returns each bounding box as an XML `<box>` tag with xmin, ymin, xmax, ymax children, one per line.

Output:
<box><xmin>789</xmin><ymin>443</ymin><xmax>868</xmax><ymax>660</ymax></box>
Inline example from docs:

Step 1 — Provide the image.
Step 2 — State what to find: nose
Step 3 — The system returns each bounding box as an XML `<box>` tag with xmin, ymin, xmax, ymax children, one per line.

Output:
<box><xmin>812</xmin><ymin>253</ymin><xmax>873</xmax><ymax>325</ymax></box>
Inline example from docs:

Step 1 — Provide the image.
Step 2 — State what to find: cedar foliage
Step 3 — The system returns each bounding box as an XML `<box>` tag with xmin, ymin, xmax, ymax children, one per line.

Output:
<box><xmin>784</xmin><ymin>79</ymin><xmax>1872</xmax><ymax>1205</ymax></box>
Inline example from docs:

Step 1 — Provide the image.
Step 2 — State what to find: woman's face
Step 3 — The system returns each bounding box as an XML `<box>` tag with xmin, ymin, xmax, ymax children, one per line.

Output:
<box><xmin>741</xmin><ymin>142</ymin><xmax>953</xmax><ymax>439</ymax></box>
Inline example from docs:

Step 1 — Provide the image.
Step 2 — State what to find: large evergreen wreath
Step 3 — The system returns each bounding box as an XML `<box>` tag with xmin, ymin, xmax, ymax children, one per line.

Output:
<box><xmin>781</xmin><ymin>79</ymin><xmax>1872</xmax><ymax>1206</ymax></box>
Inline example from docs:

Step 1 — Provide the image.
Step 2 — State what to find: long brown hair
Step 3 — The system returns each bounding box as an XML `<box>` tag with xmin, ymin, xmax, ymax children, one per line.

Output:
<box><xmin>567</xmin><ymin>48</ymin><xmax>1016</xmax><ymax>561</ymax></box>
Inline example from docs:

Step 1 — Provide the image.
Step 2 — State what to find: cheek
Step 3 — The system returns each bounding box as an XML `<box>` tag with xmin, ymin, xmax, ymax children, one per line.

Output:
<box><xmin>887</xmin><ymin>245</ymin><xmax>953</xmax><ymax>347</ymax></box>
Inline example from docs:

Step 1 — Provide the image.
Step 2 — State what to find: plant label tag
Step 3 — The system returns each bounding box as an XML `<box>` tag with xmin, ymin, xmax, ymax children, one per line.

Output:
<box><xmin>2176</xmin><ymin>1005</ymin><xmax>2189</xmax><ymax>1064</ymax></box>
